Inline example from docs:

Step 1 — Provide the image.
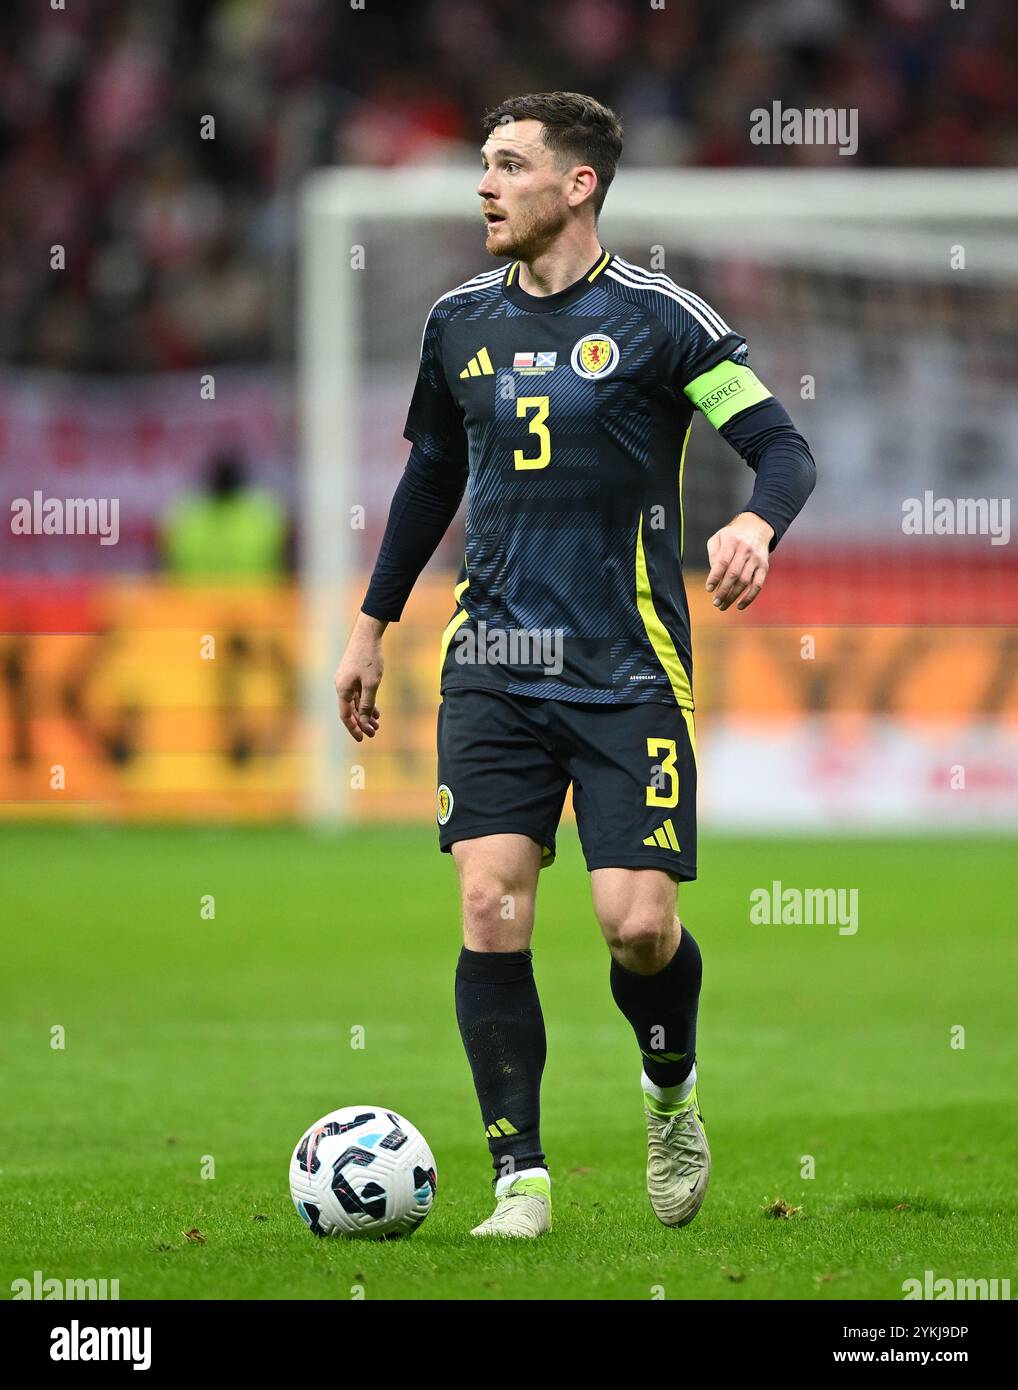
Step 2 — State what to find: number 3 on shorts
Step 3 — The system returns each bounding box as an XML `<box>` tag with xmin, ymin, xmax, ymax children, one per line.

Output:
<box><xmin>646</xmin><ymin>737</ymin><xmax>678</xmax><ymax>808</ymax></box>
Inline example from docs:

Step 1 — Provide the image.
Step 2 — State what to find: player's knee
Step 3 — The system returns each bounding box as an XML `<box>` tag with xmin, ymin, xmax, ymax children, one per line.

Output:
<box><xmin>602</xmin><ymin>910</ymin><xmax>674</xmax><ymax>965</ymax></box>
<box><xmin>459</xmin><ymin>877</ymin><xmax>530</xmax><ymax>948</ymax></box>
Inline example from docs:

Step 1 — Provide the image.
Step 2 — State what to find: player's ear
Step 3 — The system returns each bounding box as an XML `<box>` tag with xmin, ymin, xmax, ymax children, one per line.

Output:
<box><xmin>566</xmin><ymin>165</ymin><xmax>598</xmax><ymax>210</ymax></box>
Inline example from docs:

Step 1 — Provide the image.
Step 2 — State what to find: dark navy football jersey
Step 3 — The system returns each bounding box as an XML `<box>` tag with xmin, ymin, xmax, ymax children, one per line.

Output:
<box><xmin>405</xmin><ymin>249</ymin><xmax>774</xmax><ymax>708</ymax></box>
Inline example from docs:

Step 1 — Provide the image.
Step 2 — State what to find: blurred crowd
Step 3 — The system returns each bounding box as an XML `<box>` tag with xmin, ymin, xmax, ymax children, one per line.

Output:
<box><xmin>1</xmin><ymin>0</ymin><xmax>1015</xmax><ymax>374</ymax></box>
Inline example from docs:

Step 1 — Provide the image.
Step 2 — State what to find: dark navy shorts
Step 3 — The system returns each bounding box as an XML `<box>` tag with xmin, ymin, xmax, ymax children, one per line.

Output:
<box><xmin>436</xmin><ymin>687</ymin><xmax>697</xmax><ymax>880</ymax></box>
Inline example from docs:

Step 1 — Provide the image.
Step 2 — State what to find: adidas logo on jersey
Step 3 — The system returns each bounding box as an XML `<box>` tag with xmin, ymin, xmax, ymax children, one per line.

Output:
<box><xmin>460</xmin><ymin>347</ymin><xmax>494</xmax><ymax>378</ymax></box>
<box><xmin>643</xmin><ymin>818</ymin><xmax>680</xmax><ymax>851</ymax></box>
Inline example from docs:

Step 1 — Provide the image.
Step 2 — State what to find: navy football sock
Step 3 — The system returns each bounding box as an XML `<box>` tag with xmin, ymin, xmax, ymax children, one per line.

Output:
<box><xmin>455</xmin><ymin>947</ymin><xmax>547</xmax><ymax>1180</ymax></box>
<box><xmin>610</xmin><ymin>925</ymin><xmax>702</xmax><ymax>1088</ymax></box>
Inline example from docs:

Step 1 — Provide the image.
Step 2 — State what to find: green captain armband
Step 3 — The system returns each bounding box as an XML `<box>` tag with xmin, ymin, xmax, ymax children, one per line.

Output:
<box><xmin>683</xmin><ymin>361</ymin><xmax>773</xmax><ymax>429</ymax></box>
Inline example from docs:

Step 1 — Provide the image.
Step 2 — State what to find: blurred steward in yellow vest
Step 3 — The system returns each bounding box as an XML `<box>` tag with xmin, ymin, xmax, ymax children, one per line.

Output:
<box><xmin>162</xmin><ymin>450</ymin><xmax>288</xmax><ymax>581</ymax></box>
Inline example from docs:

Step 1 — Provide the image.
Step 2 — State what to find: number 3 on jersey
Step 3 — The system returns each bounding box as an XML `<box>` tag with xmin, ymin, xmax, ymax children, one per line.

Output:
<box><xmin>514</xmin><ymin>396</ymin><xmax>551</xmax><ymax>470</ymax></box>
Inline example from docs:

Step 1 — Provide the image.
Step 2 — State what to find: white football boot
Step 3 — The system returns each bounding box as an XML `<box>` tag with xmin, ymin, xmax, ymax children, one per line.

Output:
<box><xmin>470</xmin><ymin>1169</ymin><xmax>551</xmax><ymax>1238</ymax></box>
<box><xmin>645</xmin><ymin>1083</ymin><xmax>711</xmax><ymax>1227</ymax></box>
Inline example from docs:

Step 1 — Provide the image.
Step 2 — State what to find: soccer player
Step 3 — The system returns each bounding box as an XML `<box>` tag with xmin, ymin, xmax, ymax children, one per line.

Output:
<box><xmin>335</xmin><ymin>92</ymin><xmax>815</xmax><ymax>1237</ymax></box>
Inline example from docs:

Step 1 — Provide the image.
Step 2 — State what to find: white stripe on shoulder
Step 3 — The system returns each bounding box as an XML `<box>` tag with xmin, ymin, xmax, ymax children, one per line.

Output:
<box><xmin>611</xmin><ymin>256</ymin><xmax>730</xmax><ymax>331</ymax></box>
<box><xmin>610</xmin><ymin>257</ymin><xmax>730</xmax><ymax>336</ymax></box>
<box><xmin>611</xmin><ymin>257</ymin><xmax>730</xmax><ymax>335</ymax></box>
<box><xmin>605</xmin><ymin>265</ymin><xmax>720</xmax><ymax>341</ymax></box>
<box><xmin>417</xmin><ymin>265</ymin><xmax>506</xmax><ymax>353</ymax></box>
<box><xmin>418</xmin><ymin>267</ymin><xmax>506</xmax><ymax>354</ymax></box>
<box><xmin>432</xmin><ymin>267</ymin><xmax>505</xmax><ymax>310</ymax></box>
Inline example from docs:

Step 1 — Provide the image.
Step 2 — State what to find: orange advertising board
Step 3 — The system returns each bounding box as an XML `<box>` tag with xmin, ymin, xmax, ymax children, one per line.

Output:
<box><xmin>0</xmin><ymin>578</ymin><xmax>1015</xmax><ymax>823</ymax></box>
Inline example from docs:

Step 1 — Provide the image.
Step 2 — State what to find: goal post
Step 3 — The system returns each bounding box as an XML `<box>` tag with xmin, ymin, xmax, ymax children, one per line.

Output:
<box><xmin>299</xmin><ymin>167</ymin><xmax>1018</xmax><ymax>829</ymax></box>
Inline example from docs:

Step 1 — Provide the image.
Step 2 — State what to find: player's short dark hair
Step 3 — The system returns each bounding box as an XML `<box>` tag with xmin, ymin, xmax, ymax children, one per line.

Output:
<box><xmin>481</xmin><ymin>92</ymin><xmax>623</xmax><ymax>216</ymax></box>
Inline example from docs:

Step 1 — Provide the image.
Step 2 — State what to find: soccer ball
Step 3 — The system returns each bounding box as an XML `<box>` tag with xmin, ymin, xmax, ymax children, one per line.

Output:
<box><xmin>289</xmin><ymin>1106</ymin><xmax>437</xmax><ymax>1239</ymax></box>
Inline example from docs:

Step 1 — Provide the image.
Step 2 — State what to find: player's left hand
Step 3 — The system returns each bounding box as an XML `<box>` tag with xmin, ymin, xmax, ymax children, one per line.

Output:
<box><xmin>705</xmin><ymin>512</ymin><xmax>774</xmax><ymax>611</ymax></box>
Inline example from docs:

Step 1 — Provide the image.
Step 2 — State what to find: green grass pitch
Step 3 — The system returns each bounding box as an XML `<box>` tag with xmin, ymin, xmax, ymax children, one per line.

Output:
<box><xmin>2</xmin><ymin>824</ymin><xmax>1015</xmax><ymax>1301</ymax></box>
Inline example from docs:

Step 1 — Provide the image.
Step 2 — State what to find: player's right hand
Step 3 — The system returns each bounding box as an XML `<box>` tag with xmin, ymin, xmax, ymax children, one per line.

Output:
<box><xmin>335</xmin><ymin>613</ymin><xmax>386</xmax><ymax>742</ymax></box>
